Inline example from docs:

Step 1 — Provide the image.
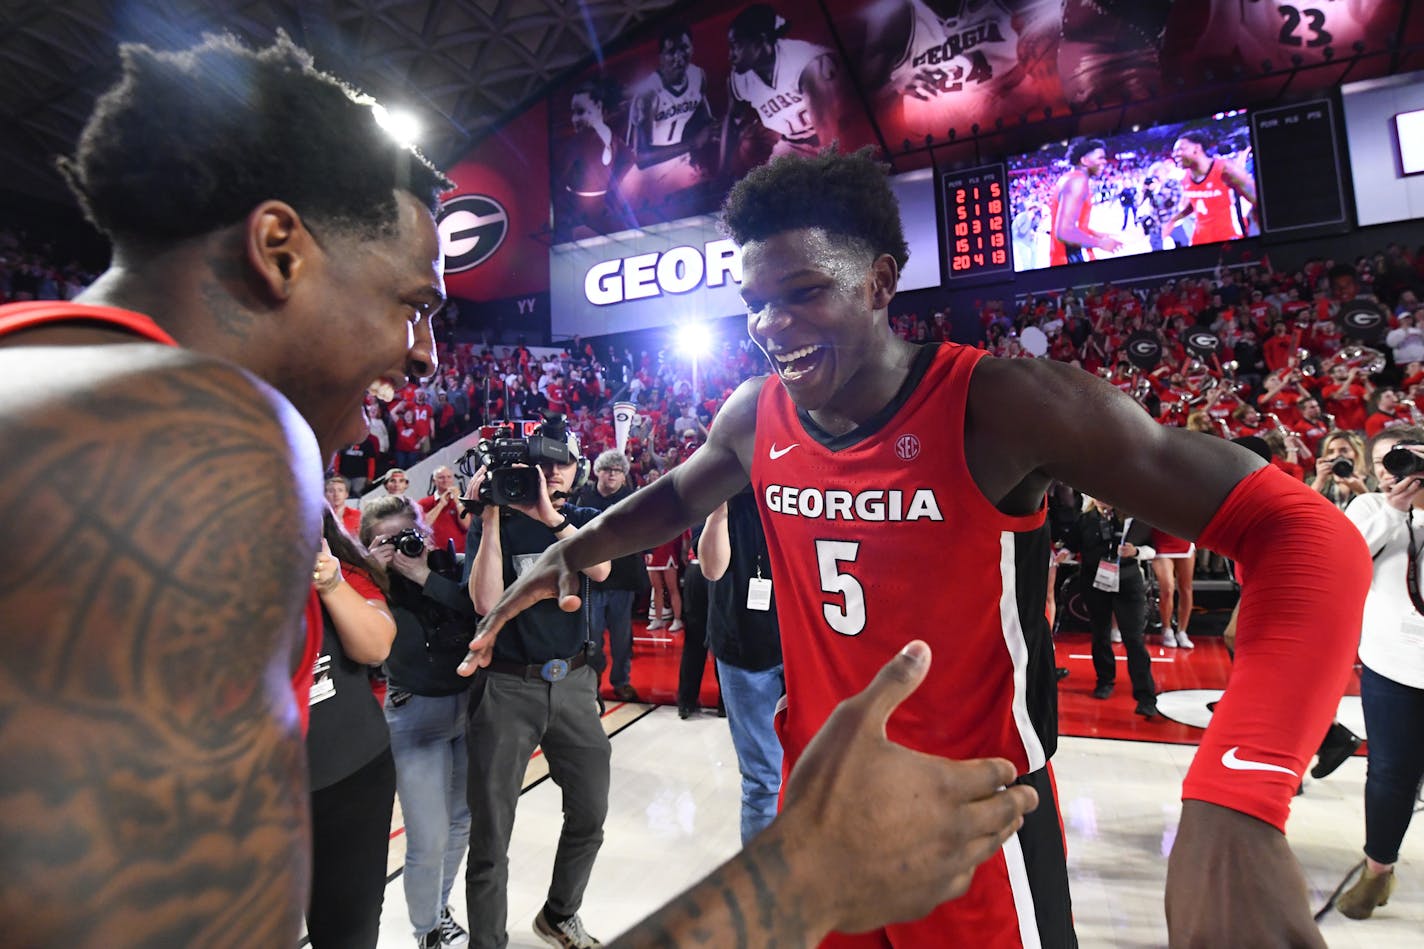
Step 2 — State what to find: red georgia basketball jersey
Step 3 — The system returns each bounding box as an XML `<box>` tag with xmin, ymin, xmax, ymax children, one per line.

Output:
<box><xmin>1181</xmin><ymin>159</ymin><xmax>1242</xmax><ymax>246</ymax></box>
<box><xmin>751</xmin><ymin>343</ymin><xmax>1050</xmax><ymax>775</ymax></box>
<box><xmin>1048</xmin><ymin>169</ymin><xmax>1094</xmax><ymax>266</ymax></box>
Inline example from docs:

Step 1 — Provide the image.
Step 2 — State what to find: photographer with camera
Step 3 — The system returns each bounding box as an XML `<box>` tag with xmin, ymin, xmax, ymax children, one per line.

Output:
<box><xmin>1310</xmin><ymin>430</ymin><xmax>1371</xmax><ymax>511</ymax></box>
<box><xmin>1068</xmin><ymin>496</ymin><xmax>1161</xmax><ymax>718</ymax></box>
<box><xmin>1331</xmin><ymin>426</ymin><xmax>1424</xmax><ymax>919</ymax></box>
<box><xmin>360</xmin><ymin>496</ymin><xmax>477</xmax><ymax>949</ymax></box>
<box><xmin>462</xmin><ymin>415</ymin><xmax>612</xmax><ymax>949</ymax></box>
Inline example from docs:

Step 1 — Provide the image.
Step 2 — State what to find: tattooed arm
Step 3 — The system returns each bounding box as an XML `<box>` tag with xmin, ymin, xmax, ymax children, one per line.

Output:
<box><xmin>0</xmin><ymin>345</ymin><xmax>322</xmax><ymax>946</ymax></box>
<box><xmin>610</xmin><ymin>643</ymin><xmax>1038</xmax><ymax>948</ymax></box>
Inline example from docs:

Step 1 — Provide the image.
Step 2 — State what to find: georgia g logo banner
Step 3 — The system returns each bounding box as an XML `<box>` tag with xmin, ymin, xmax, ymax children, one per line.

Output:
<box><xmin>438</xmin><ymin>194</ymin><xmax>509</xmax><ymax>273</ymax></box>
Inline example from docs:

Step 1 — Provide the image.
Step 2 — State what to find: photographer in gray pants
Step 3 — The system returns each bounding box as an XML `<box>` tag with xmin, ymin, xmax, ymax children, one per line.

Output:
<box><xmin>464</xmin><ymin>419</ymin><xmax>612</xmax><ymax>949</ymax></box>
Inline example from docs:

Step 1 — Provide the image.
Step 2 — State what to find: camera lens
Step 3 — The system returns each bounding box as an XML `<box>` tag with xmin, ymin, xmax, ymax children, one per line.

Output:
<box><xmin>1383</xmin><ymin>443</ymin><xmax>1424</xmax><ymax>479</ymax></box>
<box><xmin>1330</xmin><ymin>458</ymin><xmax>1354</xmax><ymax>478</ymax></box>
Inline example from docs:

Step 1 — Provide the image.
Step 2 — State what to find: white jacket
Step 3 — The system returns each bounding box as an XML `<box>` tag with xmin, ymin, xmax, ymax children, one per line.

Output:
<box><xmin>1345</xmin><ymin>491</ymin><xmax>1424</xmax><ymax>688</ymax></box>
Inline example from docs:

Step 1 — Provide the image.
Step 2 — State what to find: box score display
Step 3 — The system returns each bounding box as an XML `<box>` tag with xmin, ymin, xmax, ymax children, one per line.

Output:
<box><xmin>942</xmin><ymin>164</ymin><xmax>1012</xmax><ymax>282</ymax></box>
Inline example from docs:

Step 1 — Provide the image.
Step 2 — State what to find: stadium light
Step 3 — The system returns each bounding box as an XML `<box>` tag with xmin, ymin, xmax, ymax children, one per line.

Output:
<box><xmin>373</xmin><ymin>104</ymin><xmax>421</xmax><ymax>147</ymax></box>
<box><xmin>676</xmin><ymin>323</ymin><xmax>712</xmax><ymax>359</ymax></box>
<box><xmin>677</xmin><ymin>324</ymin><xmax>712</xmax><ymax>404</ymax></box>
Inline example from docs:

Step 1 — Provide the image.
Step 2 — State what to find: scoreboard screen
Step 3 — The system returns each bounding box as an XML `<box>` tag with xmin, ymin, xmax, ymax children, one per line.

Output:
<box><xmin>1252</xmin><ymin>99</ymin><xmax>1349</xmax><ymax>235</ymax></box>
<box><xmin>940</xmin><ymin>164</ymin><xmax>1013</xmax><ymax>284</ymax></box>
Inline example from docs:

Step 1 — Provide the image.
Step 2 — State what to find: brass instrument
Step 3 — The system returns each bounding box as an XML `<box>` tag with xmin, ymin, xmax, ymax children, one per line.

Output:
<box><xmin>1266</xmin><ymin>412</ymin><xmax>1304</xmax><ymax>455</ymax></box>
<box><xmin>1328</xmin><ymin>344</ymin><xmax>1387</xmax><ymax>376</ymax></box>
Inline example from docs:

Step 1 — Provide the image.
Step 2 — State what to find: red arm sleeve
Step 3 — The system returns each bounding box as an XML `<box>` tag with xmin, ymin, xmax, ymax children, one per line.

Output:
<box><xmin>1186</xmin><ymin>465</ymin><xmax>1371</xmax><ymax>830</ymax></box>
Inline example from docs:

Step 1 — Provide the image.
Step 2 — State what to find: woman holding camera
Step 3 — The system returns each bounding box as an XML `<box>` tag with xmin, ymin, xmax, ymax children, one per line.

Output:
<box><xmin>361</xmin><ymin>496</ymin><xmax>477</xmax><ymax>949</ymax></box>
<box><xmin>307</xmin><ymin>507</ymin><xmax>397</xmax><ymax>948</ymax></box>
<box><xmin>1333</xmin><ymin>426</ymin><xmax>1424</xmax><ymax>919</ymax></box>
<box><xmin>1311</xmin><ymin>430</ymin><xmax>1371</xmax><ymax>511</ymax></box>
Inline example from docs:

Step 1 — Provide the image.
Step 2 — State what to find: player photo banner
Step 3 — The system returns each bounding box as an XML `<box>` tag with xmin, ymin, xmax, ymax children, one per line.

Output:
<box><xmin>547</xmin><ymin>1</ymin><xmax>879</xmax><ymax>240</ymax></box>
<box><xmin>821</xmin><ymin>0</ymin><xmax>1403</xmax><ymax>155</ymax></box>
<box><xmin>1006</xmin><ymin>112</ymin><xmax>1258</xmax><ymax>273</ymax></box>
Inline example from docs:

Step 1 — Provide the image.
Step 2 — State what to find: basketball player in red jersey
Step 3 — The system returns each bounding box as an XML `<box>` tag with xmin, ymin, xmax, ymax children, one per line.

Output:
<box><xmin>1050</xmin><ymin>138</ymin><xmax>1123</xmax><ymax>266</ymax></box>
<box><xmin>1165</xmin><ymin>131</ymin><xmax>1257</xmax><ymax>246</ymax></box>
<box><xmin>467</xmin><ymin>149</ymin><xmax>1371</xmax><ymax>948</ymax></box>
<box><xmin>0</xmin><ymin>38</ymin><xmax>1030</xmax><ymax>949</ymax></box>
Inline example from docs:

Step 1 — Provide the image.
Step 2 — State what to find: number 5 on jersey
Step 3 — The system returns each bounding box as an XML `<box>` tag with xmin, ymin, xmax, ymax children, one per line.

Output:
<box><xmin>816</xmin><ymin>539</ymin><xmax>866</xmax><ymax>636</ymax></box>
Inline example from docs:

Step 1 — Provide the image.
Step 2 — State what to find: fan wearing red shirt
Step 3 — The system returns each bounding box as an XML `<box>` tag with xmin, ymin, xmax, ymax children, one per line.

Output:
<box><xmin>1291</xmin><ymin>398</ymin><xmax>1332</xmax><ymax>456</ymax></box>
<box><xmin>1261</xmin><ymin>322</ymin><xmax>1296</xmax><ymax>374</ymax></box>
<box><xmin>1257</xmin><ymin>370</ymin><xmax>1306</xmax><ymax>427</ymax></box>
<box><xmin>0</xmin><ymin>32</ymin><xmax>449</xmax><ymax>944</ymax></box>
<box><xmin>1323</xmin><ymin>363</ymin><xmax>1370</xmax><ymax>432</ymax></box>
<box><xmin>466</xmin><ymin>151</ymin><xmax>1370</xmax><ymax>949</ymax></box>
<box><xmin>325</xmin><ymin>475</ymin><xmax>364</xmax><ymax>536</ymax></box>
<box><xmin>1365</xmin><ymin>389</ymin><xmax>1413</xmax><ymax>439</ymax></box>
<box><xmin>418</xmin><ymin>465</ymin><xmax>472</xmax><ymax>555</ymax></box>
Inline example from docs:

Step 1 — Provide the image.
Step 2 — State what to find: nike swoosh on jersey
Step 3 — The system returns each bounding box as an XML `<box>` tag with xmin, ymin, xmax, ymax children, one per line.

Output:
<box><xmin>769</xmin><ymin>443</ymin><xmax>799</xmax><ymax>459</ymax></box>
<box><xmin>1220</xmin><ymin>746</ymin><xmax>1298</xmax><ymax>776</ymax></box>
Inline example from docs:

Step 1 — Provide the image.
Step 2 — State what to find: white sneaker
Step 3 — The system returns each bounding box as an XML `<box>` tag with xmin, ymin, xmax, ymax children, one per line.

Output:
<box><xmin>534</xmin><ymin>909</ymin><xmax>601</xmax><ymax>948</ymax></box>
<box><xmin>647</xmin><ymin>618</ymin><xmax>666</xmax><ymax>630</ymax></box>
<box><xmin>668</xmin><ymin>619</ymin><xmax>684</xmax><ymax>632</ymax></box>
<box><xmin>1162</xmin><ymin>628</ymin><xmax>1178</xmax><ymax>648</ymax></box>
<box><xmin>1176</xmin><ymin>630</ymin><xmax>1194</xmax><ymax>649</ymax></box>
<box><xmin>1110</xmin><ymin>628</ymin><xmax>1122</xmax><ymax>644</ymax></box>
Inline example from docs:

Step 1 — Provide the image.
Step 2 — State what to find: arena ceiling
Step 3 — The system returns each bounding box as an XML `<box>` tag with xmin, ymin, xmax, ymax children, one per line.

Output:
<box><xmin>0</xmin><ymin>0</ymin><xmax>684</xmax><ymax>210</ymax></box>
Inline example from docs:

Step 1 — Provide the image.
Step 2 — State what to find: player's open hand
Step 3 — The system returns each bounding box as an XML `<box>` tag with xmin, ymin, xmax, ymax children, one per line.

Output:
<box><xmin>1166</xmin><ymin>801</ymin><xmax>1325</xmax><ymax>948</ymax></box>
<box><xmin>457</xmin><ymin>540</ymin><xmax>583</xmax><ymax>676</ymax></box>
<box><xmin>773</xmin><ymin>641</ymin><xmax>1039</xmax><ymax>935</ymax></box>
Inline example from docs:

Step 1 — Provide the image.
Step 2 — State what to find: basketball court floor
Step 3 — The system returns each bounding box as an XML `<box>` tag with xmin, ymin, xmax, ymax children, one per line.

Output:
<box><xmin>344</xmin><ymin>631</ymin><xmax>1421</xmax><ymax>948</ymax></box>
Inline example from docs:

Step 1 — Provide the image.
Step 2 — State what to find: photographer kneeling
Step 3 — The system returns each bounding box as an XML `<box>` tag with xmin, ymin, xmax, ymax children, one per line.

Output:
<box><xmin>360</xmin><ymin>497</ymin><xmax>476</xmax><ymax>949</ymax></box>
<box><xmin>462</xmin><ymin>417</ymin><xmax>612</xmax><ymax>949</ymax></box>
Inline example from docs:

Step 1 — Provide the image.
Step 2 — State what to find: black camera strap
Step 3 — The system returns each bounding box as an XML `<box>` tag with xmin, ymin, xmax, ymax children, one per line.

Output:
<box><xmin>1405</xmin><ymin>512</ymin><xmax>1424</xmax><ymax>617</ymax></box>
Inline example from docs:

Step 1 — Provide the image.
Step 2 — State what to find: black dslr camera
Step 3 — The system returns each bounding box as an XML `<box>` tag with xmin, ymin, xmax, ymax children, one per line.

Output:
<box><xmin>460</xmin><ymin>414</ymin><xmax>574</xmax><ymax>506</ymax></box>
<box><xmin>1383</xmin><ymin>441</ymin><xmax>1424</xmax><ymax>479</ymax></box>
<box><xmin>1330</xmin><ymin>458</ymin><xmax>1355</xmax><ymax>479</ymax></box>
<box><xmin>382</xmin><ymin>528</ymin><xmax>426</xmax><ymax>558</ymax></box>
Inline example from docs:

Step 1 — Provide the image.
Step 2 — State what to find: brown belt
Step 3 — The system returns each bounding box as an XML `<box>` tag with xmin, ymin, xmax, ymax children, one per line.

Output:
<box><xmin>486</xmin><ymin>650</ymin><xmax>588</xmax><ymax>683</ymax></box>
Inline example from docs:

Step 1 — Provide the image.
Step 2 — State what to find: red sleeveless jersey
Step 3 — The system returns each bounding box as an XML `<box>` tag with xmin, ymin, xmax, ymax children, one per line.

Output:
<box><xmin>1180</xmin><ymin>159</ymin><xmax>1241</xmax><ymax>246</ymax></box>
<box><xmin>0</xmin><ymin>301</ymin><xmax>322</xmax><ymax>734</ymax></box>
<box><xmin>750</xmin><ymin>343</ymin><xmax>1054</xmax><ymax>776</ymax></box>
<box><xmin>1048</xmin><ymin>169</ymin><xmax>1093</xmax><ymax>266</ymax></box>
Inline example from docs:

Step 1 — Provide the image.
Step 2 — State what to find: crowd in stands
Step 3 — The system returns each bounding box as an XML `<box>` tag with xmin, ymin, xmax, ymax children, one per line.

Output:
<box><xmin>0</xmin><ymin>229</ymin><xmax>97</xmax><ymax>303</ymax></box>
<box><xmin>12</xmin><ymin>220</ymin><xmax>1424</xmax><ymax>503</ymax></box>
<box><xmin>350</xmin><ymin>241</ymin><xmax>1424</xmax><ymax>515</ymax></box>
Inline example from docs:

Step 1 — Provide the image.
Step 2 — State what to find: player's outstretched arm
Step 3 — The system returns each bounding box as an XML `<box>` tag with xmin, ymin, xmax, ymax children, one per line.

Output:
<box><xmin>459</xmin><ymin>378</ymin><xmax>762</xmax><ymax>673</ymax></box>
<box><xmin>0</xmin><ymin>348</ymin><xmax>323</xmax><ymax>946</ymax></box>
<box><xmin>969</xmin><ymin>357</ymin><xmax>1367</xmax><ymax>948</ymax></box>
<box><xmin>609</xmin><ymin>642</ymin><xmax>1037</xmax><ymax>947</ymax></box>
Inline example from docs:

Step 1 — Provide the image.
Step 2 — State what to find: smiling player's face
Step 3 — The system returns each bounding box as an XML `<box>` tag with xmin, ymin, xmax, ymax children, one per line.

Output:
<box><xmin>741</xmin><ymin>228</ymin><xmax>890</xmax><ymax>417</ymax></box>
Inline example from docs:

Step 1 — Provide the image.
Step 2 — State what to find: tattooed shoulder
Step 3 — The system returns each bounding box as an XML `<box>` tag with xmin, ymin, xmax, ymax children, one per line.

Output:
<box><xmin>0</xmin><ymin>344</ymin><xmax>321</xmax><ymax>945</ymax></box>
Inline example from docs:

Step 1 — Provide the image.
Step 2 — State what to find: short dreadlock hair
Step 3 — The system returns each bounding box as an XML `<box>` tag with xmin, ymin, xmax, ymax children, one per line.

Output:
<box><xmin>720</xmin><ymin>148</ymin><xmax>909</xmax><ymax>271</ymax></box>
<box><xmin>58</xmin><ymin>32</ymin><xmax>451</xmax><ymax>245</ymax></box>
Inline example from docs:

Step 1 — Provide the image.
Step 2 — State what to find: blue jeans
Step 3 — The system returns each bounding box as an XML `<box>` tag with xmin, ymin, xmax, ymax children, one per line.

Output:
<box><xmin>1360</xmin><ymin>664</ymin><xmax>1424</xmax><ymax>865</ymax></box>
<box><xmin>587</xmin><ymin>588</ymin><xmax>635</xmax><ymax>688</ymax></box>
<box><xmin>716</xmin><ymin>660</ymin><xmax>785</xmax><ymax>844</ymax></box>
<box><xmin>385</xmin><ymin>690</ymin><xmax>471</xmax><ymax>937</ymax></box>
